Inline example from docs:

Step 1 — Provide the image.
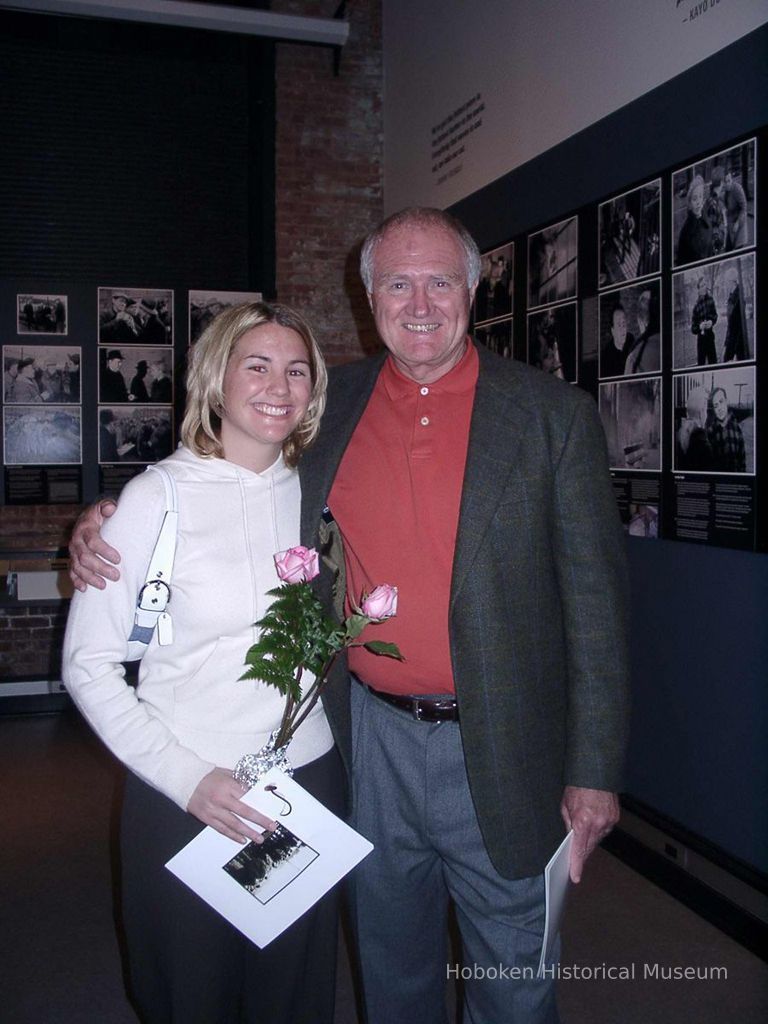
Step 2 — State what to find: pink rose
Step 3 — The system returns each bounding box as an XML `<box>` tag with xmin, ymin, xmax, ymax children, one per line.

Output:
<box><xmin>274</xmin><ymin>546</ymin><xmax>320</xmax><ymax>584</ymax></box>
<box><xmin>361</xmin><ymin>584</ymin><xmax>398</xmax><ymax>620</ymax></box>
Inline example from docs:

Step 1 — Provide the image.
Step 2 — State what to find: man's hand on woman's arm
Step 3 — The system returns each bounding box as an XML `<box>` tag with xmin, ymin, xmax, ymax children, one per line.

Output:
<box><xmin>68</xmin><ymin>499</ymin><xmax>122</xmax><ymax>591</ymax></box>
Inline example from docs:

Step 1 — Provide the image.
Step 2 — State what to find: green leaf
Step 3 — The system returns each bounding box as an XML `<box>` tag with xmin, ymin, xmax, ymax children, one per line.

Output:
<box><xmin>363</xmin><ymin>640</ymin><xmax>404</xmax><ymax>660</ymax></box>
<box><xmin>344</xmin><ymin>613</ymin><xmax>369</xmax><ymax>641</ymax></box>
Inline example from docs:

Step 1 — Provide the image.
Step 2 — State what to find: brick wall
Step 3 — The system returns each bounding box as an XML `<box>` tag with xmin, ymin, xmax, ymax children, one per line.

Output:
<box><xmin>273</xmin><ymin>0</ymin><xmax>383</xmax><ymax>363</ymax></box>
<box><xmin>0</xmin><ymin>1</ymin><xmax>384</xmax><ymax>685</ymax></box>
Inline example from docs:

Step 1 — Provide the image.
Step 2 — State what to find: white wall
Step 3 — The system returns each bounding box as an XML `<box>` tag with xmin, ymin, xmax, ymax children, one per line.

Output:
<box><xmin>383</xmin><ymin>0</ymin><xmax>768</xmax><ymax>212</ymax></box>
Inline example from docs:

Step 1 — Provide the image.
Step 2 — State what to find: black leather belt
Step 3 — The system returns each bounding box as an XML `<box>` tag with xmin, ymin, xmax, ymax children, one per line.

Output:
<box><xmin>367</xmin><ymin>686</ymin><xmax>459</xmax><ymax>722</ymax></box>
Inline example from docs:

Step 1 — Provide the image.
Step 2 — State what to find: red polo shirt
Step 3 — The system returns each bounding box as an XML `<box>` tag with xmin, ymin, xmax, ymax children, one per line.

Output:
<box><xmin>328</xmin><ymin>342</ymin><xmax>478</xmax><ymax>694</ymax></box>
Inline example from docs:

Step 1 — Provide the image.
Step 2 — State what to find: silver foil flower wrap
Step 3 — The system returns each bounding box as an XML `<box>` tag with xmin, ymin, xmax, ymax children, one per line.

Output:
<box><xmin>232</xmin><ymin>731</ymin><xmax>294</xmax><ymax>788</ymax></box>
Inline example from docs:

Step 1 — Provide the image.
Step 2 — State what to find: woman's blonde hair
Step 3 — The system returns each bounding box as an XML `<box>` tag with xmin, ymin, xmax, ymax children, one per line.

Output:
<box><xmin>181</xmin><ymin>301</ymin><xmax>327</xmax><ymax>467</ymax></box>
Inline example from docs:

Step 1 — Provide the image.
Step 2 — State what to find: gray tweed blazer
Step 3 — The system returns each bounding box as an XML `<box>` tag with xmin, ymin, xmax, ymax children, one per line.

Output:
<box><xmin>299</xmin><ymin>343</ymin><xmax>630</xmax><ymax>879</ymax></box>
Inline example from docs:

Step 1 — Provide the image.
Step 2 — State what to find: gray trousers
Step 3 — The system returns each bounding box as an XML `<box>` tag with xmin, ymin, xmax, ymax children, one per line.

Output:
<box><xmin>350</xmin><ymin>681</ymin><xmax>560</xmax><ymax>1024</ymax></box>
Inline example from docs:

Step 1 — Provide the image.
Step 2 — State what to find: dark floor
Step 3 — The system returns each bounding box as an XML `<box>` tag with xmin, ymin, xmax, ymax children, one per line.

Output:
<box><xmin>1</xmin><ymin>709</ymin><xmax>766</xmax><ymax>1023</ymax></box>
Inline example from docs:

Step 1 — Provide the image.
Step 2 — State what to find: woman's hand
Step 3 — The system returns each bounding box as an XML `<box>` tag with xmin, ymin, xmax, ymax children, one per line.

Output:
<box><xmin>187</xmin><ymin>768</ymin><xmax>277</xmax><ymax>843</ymax></box>
<box><xmin>68</xmin><ymin>500</ymin><xmax>121</xmax><ymax>592</ymax></box>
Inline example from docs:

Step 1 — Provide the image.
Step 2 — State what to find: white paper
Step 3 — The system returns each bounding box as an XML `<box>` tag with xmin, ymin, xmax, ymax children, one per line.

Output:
<box><xmin>165</xmin><ymin>768</ymin><xmax>373</xmax><ymax>948</ymax></box>
<box><xmin>537</xmin><ymin>829</ymin><xmax>573</xmax><ymax>977</ymax></box>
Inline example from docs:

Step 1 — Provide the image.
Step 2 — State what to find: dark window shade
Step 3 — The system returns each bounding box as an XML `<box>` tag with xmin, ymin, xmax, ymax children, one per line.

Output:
<box><xmin>0</xmin><ymin>10</ymin><xmax>274</xmax><ymax>291</ymax></box>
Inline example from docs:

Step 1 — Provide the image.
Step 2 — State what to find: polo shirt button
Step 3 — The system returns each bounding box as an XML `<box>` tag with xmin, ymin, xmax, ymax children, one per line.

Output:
<box><xmin>420</xmin><ymin>386</ymin><xmax>429</xmax><ymax>395</ymax></box>
<box><xmin>420</xmin><ymin>416</ymin><xmax>429</xmax><ymax>426</ymax></box>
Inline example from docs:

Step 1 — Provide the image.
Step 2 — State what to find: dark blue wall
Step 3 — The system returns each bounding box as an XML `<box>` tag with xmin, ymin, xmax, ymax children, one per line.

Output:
<box><xmin>451</xmin><ymin>25</ymin><xmax>768</xmax><ymax>873</ymax></box>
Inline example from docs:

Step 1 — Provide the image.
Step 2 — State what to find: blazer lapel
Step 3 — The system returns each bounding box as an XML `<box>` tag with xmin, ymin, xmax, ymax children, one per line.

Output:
<box><xmin>450</xmin><ymin>351</ymin><xmax>530</xmax><ymax>608</ymax></box>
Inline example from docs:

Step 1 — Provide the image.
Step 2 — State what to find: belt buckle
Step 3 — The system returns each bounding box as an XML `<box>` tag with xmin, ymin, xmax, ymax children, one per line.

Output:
<box><xmin>412</xmin><ymin>697</ymin><xmax>424</xmax><ymax>721</ymax></box>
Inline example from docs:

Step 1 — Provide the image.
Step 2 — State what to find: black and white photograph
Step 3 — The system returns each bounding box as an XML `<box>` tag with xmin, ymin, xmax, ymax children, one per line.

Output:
<box><xmin>598</xmin><ymin>280</ymin><xmax>662</xmax><ymax>379</ymax></box>
<box><xmin>598</xmin><ymin>179</ymin><xmax>661</xmax><ymax>289</ymax></box>
<box><xmin>673</xmin><ymin>367</ymin><xmax>755</xmax><ymax>475</ymax></box>
<box><xmin>16</xmin><ymin>293</ymin><xmax>68</xmax><ymax>335</ymax></box>
<box><xmin>99</xmin><ymin>346</ymin><xmax>174</xmax><ymax>404</ymax></box>
<box><xmin>189</xmin><ymin>290</ymin><xmax>263</xmax><ymax>345</ymax></box>
<box><xmin>527</xmin><ymin>216</ymin><xmax>578</xmax><ymax>310</ymax></box>
<box><xmin>671</xmin><ymin>137</ymin><xmax>756</xmax><ymax>269</ymax></box>
<box><xmin>473</xmin><ymin>242</ymin><xmax>514</xmax><ymax>324</ymax></box>
<box><xmin>627</xmin><ymin>503</ymin><xmax>659</xmax><ymax>539</ymax></box>
<box><xmin>527</xmin><ymin>302</ymin><xmax>578</xmax><ymax>383</ymax></box>
<box><xmin>599</xmin><ymin>377</ymin><xmax>662</xmax><ymax>472</ymax></box>
<box><xmin>3</xmin><ymin>406</ymin><xmax>82</xmax><ymax>465</ymax></box>
<box><xmin>222</xmin><ymin>823</ymin><xmax>319</xmax><ymax>906</ymax></box>
<box><xmin>672</xmin><ymin>252</ymin><xmax>755</xmax><ymax>369</ymax></box>
<box><xmin>98</xmin><ymin>287</ymin><xmax>173</xmax><ymax>346</ymax></box>
<box><xmin>474</xmin><ymin>317</ymin><xmax>513</xmax><ymax>359</ymax></box>
<box><xmin>98</xmin><ymin>405</ymin><xmax>173</xmax><ymax>465</ymax></box>
<box><xmin>3</xmin><ymin>345</ymin><xmax>81</xmax><ymax>404</ymax></box>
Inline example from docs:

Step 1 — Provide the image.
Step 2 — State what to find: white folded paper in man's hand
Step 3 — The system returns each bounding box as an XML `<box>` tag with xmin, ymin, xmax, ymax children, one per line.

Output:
<box><xmin>166</xmin><ymin>767</ymin><xmax>373</xmax><ymax>948</ymax></box>
<box><xmin>537</xmin><ymin>829</ymin><xmax>573</xmax><ymax>977</ymax></box>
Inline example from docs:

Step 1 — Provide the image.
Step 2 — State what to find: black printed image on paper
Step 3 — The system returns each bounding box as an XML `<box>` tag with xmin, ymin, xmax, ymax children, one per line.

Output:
<box><xmin>527</xmin><ymin>216</ymin><xmax>578</xmax><ymax>310</ymax></box>
<box><xmin>598</xmin><ymin>179</ymin><xmax>661</xmax><ymax>289</ymax></box>
<box><xmin>672</xmin><ymin>252</ymin><xmax>755</xmax><ymax>370</ymax></box>
<box><xmin>223</xmin><ymin>823</ymin><xmax>319</xmax><ymax>905</ymax></box>
<box><xmin>671</xmin><ymin>138</ymin><xmax>756</xmax><ymax>269</ymax></box>
<box><xmin>17</xmin><ymin>293</ymin><xmax>68</xmax><ymax>335</ymax></box>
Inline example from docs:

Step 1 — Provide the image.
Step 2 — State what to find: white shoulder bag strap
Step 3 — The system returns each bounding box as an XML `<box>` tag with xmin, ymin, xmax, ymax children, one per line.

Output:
<box><xmin>128</xmin><ymin>464</ymin><xmax>178</xmax><ymax>648</ymax></box>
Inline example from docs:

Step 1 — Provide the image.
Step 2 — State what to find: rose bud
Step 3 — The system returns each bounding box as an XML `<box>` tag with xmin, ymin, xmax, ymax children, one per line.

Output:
<box><xmin>361</xmin><ymin>584</ymin><xmax>398</xmax><ymax>620</ymax></box>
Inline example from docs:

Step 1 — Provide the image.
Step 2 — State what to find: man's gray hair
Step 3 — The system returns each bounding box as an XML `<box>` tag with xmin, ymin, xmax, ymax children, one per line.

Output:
<box><xmin>359</xmin><ymin>207</ymin><xmax>482</xmax><ymax>293</ymax></box>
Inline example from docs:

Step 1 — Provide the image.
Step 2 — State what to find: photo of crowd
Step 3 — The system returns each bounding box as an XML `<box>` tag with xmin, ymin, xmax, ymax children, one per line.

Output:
<box><xmin>674</xmin><ymin>367</ymin><xmax>755</xmax><ymax>475</ymax></box>
<box><xmin>672</xmin><ymin>252</ymin><xmax>755</xmax><ymax>369</ymax></box>
<box><xmin>473</xmin><ymin>243</ymin><xmax>514</xmax><ymax>324</ymax></box>
<box><xmin>3</xmin><ymin>346</ymin><xmax>81</xmax><ymax>404</ymax></box>
<box><xmin>527</xmin><ymin>216</ymin><xmax>578</xmax><ymax>309</ymax></box>
<box><xmin>598</xmin><ymin>179</ymin><xmax>661</xmax><ymax>289</ymax></box>
<box><xmin>4</xmin><ymin>406</ymin><xmax>82</xmax><ymax>465</ymax></box>
<box><xmin>599</xmin><ymin>377</ymin><xmax>662</xmax><ymax>472</ymax></box>
<box><xmin>527</xmin><ymin>303</ymin><xmax>578</xmax><ymax>383</ymax></box>
<box><xmin>189</xmin><ymin>290</ymin><xmax>262</xmax><ymax>344</ymax></box>
<box><xmin>98</xmin><ymin>347</ymin><xmax>174</xmax><ymax>404</ymax></box>
<box><xmin>98</xmin><ymin>287</ymin><xmax>173</xmax><ymax>346</ymax></box>
<box><xmin>98</xmin><ymin>406</ymin><xmax>173</xmax><ymax>465</ymax></box>
<box><xmin>598</xmin><ymin>281</ymin><xmax>662</xmax><ymax>379</ymax></box>
<box><xmin>672</xmin><ymin>138</ymin><xmax>756</xmax><ymax>268</ymax></box>
<box><xmin>16</xmin><ymin>294</ymin><xmax>68</xmax><ymax>335</ymax></box>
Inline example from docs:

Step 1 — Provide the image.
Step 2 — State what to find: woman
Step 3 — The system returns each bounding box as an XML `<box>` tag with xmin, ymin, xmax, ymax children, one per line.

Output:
<box><xmin>676</xmin><ymin>174</ymin><xmax>713</xmax><ymax>265</ymax></box>
<box><xmin>63</xmin><ymin>302</ymin><xmax>342</xmax><ymax>1024</ymax></box>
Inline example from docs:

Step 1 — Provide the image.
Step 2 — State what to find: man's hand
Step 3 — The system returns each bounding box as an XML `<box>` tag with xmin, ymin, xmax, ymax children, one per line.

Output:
<box><xmin>188</xmin><ymin>768</ymin><xmax>277</xmax><ymax>844</ymax></box>
<box><xmin>68</xmin><ymin>500</ymin><xmax>121</xmax><ymax>592</ymax></box>
<box><xmin>560</xmin><ymin>785</ymin><xmax>620</xmax><ymax>884</ymax></box>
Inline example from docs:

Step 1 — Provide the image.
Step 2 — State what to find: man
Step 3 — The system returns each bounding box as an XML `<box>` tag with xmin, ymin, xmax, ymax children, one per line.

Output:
<box><xmin>101</xmin><ymin>292</ymin><xmax>139</xmax><ymax>344</ymax></box>
<box><xmin>624</xmin><ymin>288</ymin><xmax>660</xmax><ymax>375</ymax></box>
<box><xmin>12</xmin><ymin>358</ymin><xmax>42</xmax><ymax>402</ymax></box>
<box><xmin>690</xmin><ymin>276</ymin><xmax>718</xmax><ymax>366</ymax></box>
<box><xmin>101</xmin><ymin>350</ymin><xmax>130</xmax><ymax>403</ymax></box>
<box><xmin>136</xmin><ymin>299</ymin><xmax>169</xmax><ymax>345</ymax></box>
<box><xmin>705</xmin><ymin>167</ymin><xmax>727</xmax><ymax>256</ymax></box>
<box><xmin>723</xmin><ymin>167</ymin><xmax>747</xmax><ymax>251</ymax></box>
<box><xmin>722</xmin><ymin>267</ymin><xmax>746</xmax><ymax>362</ymax></box>
<box><xmin>71</xmin><ymin>208</ymin><xmax>629</xmax><ymax>1024</ymax></box>
<box><xmin>601</xmin><ymin>304</ymin><xmax>631</xmax><ymax>378</ymax></box>
<box><xmin>707</xmin><ymin>386</ymin><xmax>746</xmax><ymax>473</ymax></box>
<box><xmin>149</xmin><ymin>359</ymin><xmax>172</xmax><ymax>403</ymax></box>
<box><xmin>677</xmin><ymin>386</ymin><xmax>712</xmax><ymax>472</ymax></box>
<box><xmin>99</xmin><ymin>408</ymin><xmax>120</xmax><ymax>463</ymax></box>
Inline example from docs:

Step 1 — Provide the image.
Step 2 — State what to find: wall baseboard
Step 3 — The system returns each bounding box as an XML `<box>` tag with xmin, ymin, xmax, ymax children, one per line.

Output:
<box><xmin>606</xmin><ymin>799</ymin><xmax>768</xmax><ymax>963</ymax></box>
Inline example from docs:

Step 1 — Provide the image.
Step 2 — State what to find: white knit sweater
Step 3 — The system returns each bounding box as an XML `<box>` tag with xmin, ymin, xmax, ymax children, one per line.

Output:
<box><xmin>62</xmin><ymin>446</ymin><xmax>333</xmax><ymax>811</ymax></box>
